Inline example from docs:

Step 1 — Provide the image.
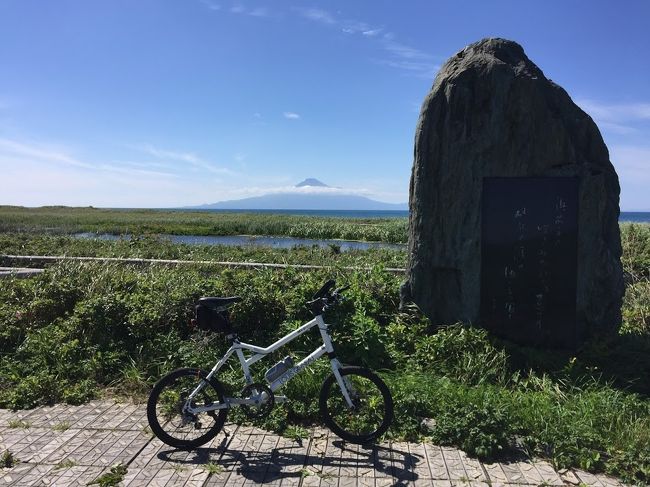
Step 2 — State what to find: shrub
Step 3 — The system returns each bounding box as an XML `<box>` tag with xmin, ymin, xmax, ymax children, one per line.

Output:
<box><xmin>412</xmin><ymin>325</ymin><xmax>509</xmax><ymax>385</ymax></box>
<box><xmin>430</xmin><ymin>400</ymin><xmax>511</xmax><ymax>461</ymax></box>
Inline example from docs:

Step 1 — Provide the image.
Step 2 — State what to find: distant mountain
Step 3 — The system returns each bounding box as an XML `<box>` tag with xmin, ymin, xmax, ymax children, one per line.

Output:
<box><xmin>192</xmin><ymin>179</ymin><xmax>408</xmax><ymax>211</ymax></box>
<box><xmin>295</xmin><ymin>178</ymin><xmax>328</xmax><ymax>188</ymax></box>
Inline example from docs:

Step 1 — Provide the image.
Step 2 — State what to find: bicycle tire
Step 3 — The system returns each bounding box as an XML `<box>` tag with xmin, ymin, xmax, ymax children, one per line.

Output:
<box><xmin>319</xmin><ymin>366</ymin><xmax>393</xmax><ymax>444</ymax></box>
<box><xmin>147</xmin><ymin>368</ymin><xmax>228</xmax><ymax>449</ymax></box>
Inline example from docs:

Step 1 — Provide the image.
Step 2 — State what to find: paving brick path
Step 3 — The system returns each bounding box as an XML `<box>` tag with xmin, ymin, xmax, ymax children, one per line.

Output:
<box><xmin>1</xmin><ymin>401</ymin><xmax>627</xmax><ymax>486</ymax></box>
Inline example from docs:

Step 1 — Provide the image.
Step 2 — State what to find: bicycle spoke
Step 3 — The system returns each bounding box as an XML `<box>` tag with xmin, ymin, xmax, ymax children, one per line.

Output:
<box><xmin>147</xmin><ymin>368</ymin><xmax>228</xmax><ymax>448</ymax></box>
<box><xmin>320</xmin><ymin>367</ymin><xmax>393</xmax><ymax>443</ymax></box>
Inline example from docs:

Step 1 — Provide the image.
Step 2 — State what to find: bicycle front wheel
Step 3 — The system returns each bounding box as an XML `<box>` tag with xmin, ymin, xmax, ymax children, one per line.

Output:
<box><xmin>147</xmin><ymin>368</ymin><xmax>228</xmax><ymax>449</ymax></box>
<box><xmin>319</xmin><ymin>366</ymin><xmax>393</xmax><ymax>444</ymax></box>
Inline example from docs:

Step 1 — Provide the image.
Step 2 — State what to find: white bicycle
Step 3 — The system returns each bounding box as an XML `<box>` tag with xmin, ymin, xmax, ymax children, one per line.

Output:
<box><xmin>147</xmin><ymin>279</ymin><xmax>394</xmax><ymax>449</ymax></box>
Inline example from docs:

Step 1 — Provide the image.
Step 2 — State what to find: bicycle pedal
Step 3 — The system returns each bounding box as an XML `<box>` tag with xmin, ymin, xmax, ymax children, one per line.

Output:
<box><xmin>274</xmin><ymin>395</ymin><xmax>287</xmax><ymax>403</ymax></box>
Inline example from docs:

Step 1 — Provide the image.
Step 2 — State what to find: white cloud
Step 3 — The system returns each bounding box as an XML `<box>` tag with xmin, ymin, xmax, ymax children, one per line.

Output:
<box><xmin>375</xmin><ymin>59</ymin><xmax>440</xmax><ymax>79</ymax></box>
<box><xmin>377</xmin><ymin>39</ymin><xmax>439</xmax><ymax>78</ymax></box>
<box><xmin>340</xmin><ymin>20</ymin><xmax>373</xmax><ymax>35</ymax></box>
<box><xmin>577</xmin><ymin>99</ymin><xmax>650</xmax><ymax>134</ymax></box>
<box><xmin>362</xmin><ymin>29</ymin><xmax>382</xmax><ymax>37</ymax></box>
<box><xmin>226</xmin><ymin>3</ymin><xmax>272</xmax><ymax>18</ymax></box>
<box><xmin>0</xmin><ymin>137</ymin><xmax>254</xmax><ymax>207</ymax></box>
<box><xmin>249</xmin><ymin>7</ymin><xmax>268</xmax><ymax>17</ymax></box>
<box><xmin>0</xmin><ymin>137</ymin><xmax>409</xmax><ymax>207</ymax></box>
<box><xmin>0</xmin><ymin>137</ymin><xmax>93</xmax><ymax>169</ymax></box>
<box><xmin>578</xmin><ymin>100</ymin><xmax>650</xmax><ymax>121</ymax></box>
<box><xmin>200</xmin><ymin>0</ymin><xmax>221</xmax><ymax>11</ymax></box>
<box><xmin>610</xmin><ymin>145</ymin><xmax>650</xmax><ymax>183</ymax></box>
<box><xmin>298</xmin><ymin>7</ymin><xmax>336</xmax><ymax>25</ymax></box>
<box><xmin>0</xmin><ymin>159</ymin><xmax>224</xmax><ymax>207</ymax></box>
<box><xmin>137</xmin><ymin>144</ymin><xmax>235</xmax><ymax>176</ymax></box>
<box><xmin>0</xmin><ymin>138</ymin><xmax>183</xmax><ymax>179</ymax></box>
<box><xmin>296</xmin><ymin>8</ymin><xmax>438</xmax><ymax>78</ymax></box>
<box><xmin>609</xmin><ymin>144</ymin><xmax>650</xmax><ymax>210</ymax></box>
<box><xmin>283</xmin><ymin>112</ymin><xmax>301</xmax><ymax>120</ymax></box>
<box><xmin>223</xmin><ymin>183</ymin><xmax>372</xmax><ymax>199</ymax></box>
<box><xmin>383</xmin><ymin>40</ymin><xmax>429</xmax><ymax>60</ymax></box>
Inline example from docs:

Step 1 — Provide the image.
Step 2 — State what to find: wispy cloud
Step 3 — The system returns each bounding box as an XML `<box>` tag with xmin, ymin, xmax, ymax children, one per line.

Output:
<box><xmin>362</xmin><ymin>29</ymin><xmax>382</xmax><ymax>37</ymax></box>
<box><xmin>138</xmin><ymin>144</ymin><xmax>235</xmax><ymax>175</ymax></box>
<box><xmin>0</xmin><ymin>137</ymin><xmax>238</xmax><ymax>207</ymax></box>
<box><xmin>200</xmin><ymin>4</ymin><xmax>437</xmax><ymax>77</ymax></box>
<box><xmin>198</xmin><ymin>1</ymin><xmax>274</xmax><ymax>18</ymax></box>
<box><xmin>200</xmin><ymin>0</ymin><xmax>221</xmax><ymax>11</ymax></box>
<box><xmin>227</xmin><ymin>3</ymin><xmax>273</xmax><ymax>17</ymax></box>
<box><xmin>383</xmin><ymin>40</ymin><xmax>429</xmax><ymax>60</ymax></box>
<box><xmin>283</xmin><ymin>112</ymin><xmax>301</xmax><ymax>120</ymax></box>
<box><xmin>0</xmin><ymin>137</ymin><xmax>93</xmax><ymax>169</ymax></box>
<box><xmin>577</xmin><ymin>99</ymin><xmax>650</xmax><ymax>134</ymax></box>
<box><xmin>225</xmin><ymin>183</ymin><xmax>372</xmax><ymax>198</ymax></box>
<box><xmin>610</xmin><ymin>144</ymin><xmax>650</xmax><ymax>210</ymax></box>
<box><xmin>610</xmin><ymin>145</ymin><xmax>650</xmax><ymax>183</ymax></box>
<box><xmin>248</xmin><ymin>7</ymin><xmax>269</xmax><ymax>17</ymax></box>
<box><xmin>340</xmin><ymin>20</ymin><xmax>374</xmax><ymax>35</ymax></box>
<box><xmin>0</xmin><ymin>138</ymin><xmax>180</xmax><ymax>179</ymax></box>
<box><xmin>298</xmin><ymin>7</ymin><xmax>336</xmax><ymax>25</ymax></box>
<box><xmin>375</xmin><ymin>59</ymin><xmax>440</xmax><ymax>79</ymax></box>
<box><xmin>296</xmin><ymin>7</ymin><xmax>438</xmax><ymax>78</ymax></box>
<box><xmin>377</xmin><ymin>38</ymin><xmax>440</xmax><ymax>78</ymax></box>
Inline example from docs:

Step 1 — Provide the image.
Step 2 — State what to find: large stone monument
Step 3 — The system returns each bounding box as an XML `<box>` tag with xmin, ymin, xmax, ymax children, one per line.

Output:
<box><xmin>402</xmin><ymin>38</ymin><xmax>623</xmax><ymax>348</ymax></box>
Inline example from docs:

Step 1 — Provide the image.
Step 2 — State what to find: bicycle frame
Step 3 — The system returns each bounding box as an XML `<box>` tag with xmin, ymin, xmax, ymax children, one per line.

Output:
<box><xmin>186</xmin><ymin>314</ymin><xmax>354</xmax><ymax>414</ymax></box>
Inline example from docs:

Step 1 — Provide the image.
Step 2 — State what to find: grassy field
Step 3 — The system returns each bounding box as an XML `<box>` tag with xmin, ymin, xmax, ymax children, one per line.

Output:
<box><xmin>1</xmin><ymin>215</ymin><xmax>649</xmax><ymax>483</ymax></box>
<box><xmin>0</xmin><ymin>206</ymin><xmax>408</xmax><ymax>243</ymax></box>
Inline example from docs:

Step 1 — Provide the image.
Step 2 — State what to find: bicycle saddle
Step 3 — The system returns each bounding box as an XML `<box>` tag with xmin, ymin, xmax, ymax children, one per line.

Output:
<box><xmin>197</xmin><ymin>296</ymin><xmax>242</xmax><ymax>310</ymax></box>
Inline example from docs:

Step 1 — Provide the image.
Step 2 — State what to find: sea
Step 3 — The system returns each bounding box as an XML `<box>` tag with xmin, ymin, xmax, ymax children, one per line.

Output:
<box><xmin>178</xmin><ymin>208</ymin><xmax>650</xmax><ymax>222</ymax></box>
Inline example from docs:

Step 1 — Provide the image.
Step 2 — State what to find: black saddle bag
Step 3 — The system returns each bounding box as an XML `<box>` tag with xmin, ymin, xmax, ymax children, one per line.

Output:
<box><xmin>194</xmin><ymin>305</ymin><xmax>232</xmax><ymax>333</ymax></box>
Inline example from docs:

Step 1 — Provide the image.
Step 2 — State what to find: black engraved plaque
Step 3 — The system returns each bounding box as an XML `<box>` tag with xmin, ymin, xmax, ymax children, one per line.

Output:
<box><xmin>480</xmin><ymin>177</ymin><xmax>578</xmax><ymax>348</ymax></box>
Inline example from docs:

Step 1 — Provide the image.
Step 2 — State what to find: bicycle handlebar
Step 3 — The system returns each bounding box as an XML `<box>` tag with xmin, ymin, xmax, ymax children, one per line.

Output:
<box><xmin>308</xmin><ymin>279</ymin><xmax>349</xmax><ymax>315</ymax></box>
<box><xmin>312</xmin><ymin>279</ymin><xmax>336</xmax><ymax>299</ymax></box>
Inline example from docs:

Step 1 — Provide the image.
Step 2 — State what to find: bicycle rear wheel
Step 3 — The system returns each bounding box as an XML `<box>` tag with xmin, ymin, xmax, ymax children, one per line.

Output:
<box><xmin>147</xmin><ymin>368</ymin><xmax>228</xmax><ymax>449</ymax></box>
<box><xmin>319</xmin><ymin>366</ymin><xmax>393</xmax><ymax>444</ymax></box>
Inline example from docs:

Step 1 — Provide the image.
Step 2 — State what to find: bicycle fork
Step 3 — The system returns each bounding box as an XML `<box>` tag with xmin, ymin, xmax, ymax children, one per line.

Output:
<box><xmin>317</xmin><ymin>316</ymin><xmax>356</xmax><ymax>409</ymax></box>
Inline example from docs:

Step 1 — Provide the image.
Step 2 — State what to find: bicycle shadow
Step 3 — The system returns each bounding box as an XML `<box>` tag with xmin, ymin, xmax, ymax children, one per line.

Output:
<box><xmin>157</xmin><ymin>433</ymin><xmax>421</xmax><ymax>484</ymax></box>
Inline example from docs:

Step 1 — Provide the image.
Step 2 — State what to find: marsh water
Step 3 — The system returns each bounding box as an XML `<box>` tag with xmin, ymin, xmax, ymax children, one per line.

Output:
<box><xmin>74</xmin><ymin>233</ymin><xmax>407</xmax><ymax>252</ymax></box>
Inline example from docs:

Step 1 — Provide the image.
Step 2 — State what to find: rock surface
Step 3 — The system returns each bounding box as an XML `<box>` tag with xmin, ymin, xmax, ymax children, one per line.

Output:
<box><xmin>403</xmin><ymin>38</ymin><xmax>623</xmax><ymax>345</ymax></box>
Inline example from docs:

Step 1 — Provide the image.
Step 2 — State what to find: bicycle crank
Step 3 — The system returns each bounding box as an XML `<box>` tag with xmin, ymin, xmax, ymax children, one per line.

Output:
<box><xmin>240</xmin><ymin>383</ymin><xmax>275</xmax><ymax>419</ymax></box>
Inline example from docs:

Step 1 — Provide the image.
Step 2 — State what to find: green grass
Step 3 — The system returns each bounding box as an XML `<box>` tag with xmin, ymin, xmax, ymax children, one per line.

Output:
<box><xmin>7</xmin><ymin>419</ymin><xmax>31</xmax><ymax>429</ymax></box>
<box><xmin>0</xmin><ymin>206</ymin><xmax>408</xmax><ymax>243</ymax></box>
<box><xmin>87</xmin><ymin>463</ymin><xmax>127</xmax><ymax>487</ymax></box>
<box><xmin>52</xmin><ymin>421</ymin><xmax>71</xmax><ymax>432</ymax></box>
<box><xmin>201</xmin><ymin>462</ymin><xmax>223</xmax><ymax>475</ymax></box>
<box><xmin>1</xmin><ymin>450</ymin><xmax>19</xmax><ymax>468</ymax></box>
<box><xmin>0</xmin><ymin>221</ymin><xmax>648</xmax><ymax>484</ymax></box>
<box><xmin>282</xmin><ymin>425</ymin><xmax>310</xmax><ymax>441</ymax></box>
<box><xmin>55</xmin><ymin>459</ymin><xmax>78</xmax><ymax>469</ymax></box>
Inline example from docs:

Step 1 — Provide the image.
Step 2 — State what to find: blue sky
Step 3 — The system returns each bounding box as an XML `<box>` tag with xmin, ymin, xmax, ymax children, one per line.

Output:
<box><xmin>1</xmin><ymin>1</ymin><xmax>649</xmax><ymax>210</ymax></box>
